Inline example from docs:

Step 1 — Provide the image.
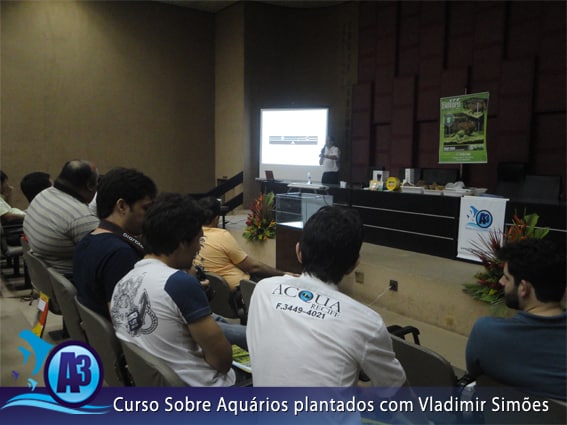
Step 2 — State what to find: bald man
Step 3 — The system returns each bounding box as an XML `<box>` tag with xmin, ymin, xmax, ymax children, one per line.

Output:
<box><xmin>24</xmin><ymin>159</ymin><xmax>99</xmax><ymax>277</ymax></box>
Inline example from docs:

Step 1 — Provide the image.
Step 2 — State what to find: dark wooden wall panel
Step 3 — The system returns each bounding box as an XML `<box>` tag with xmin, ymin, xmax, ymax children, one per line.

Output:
<box><xmin>417</xmin><ymin>58</ymin><xmax>442</xmax><ymax>121</ymax></box>
<box><xmin>440</xmin><ymin>68</ymin><xmax>469</xmax><ymax>98</ymax></box>
<box><xmin>390</xmin><ymin>76</ymin><xmax>415</xmax><ymax>172</ymax></box>
<box><xmin>357</xmin><ymin>27</ymin><xmax>377</xmax><ymax>82</ymax></box>
<box><xmin>352</xmin><ymin>1</ymin><xmax>565</xmax><ymax>199</ymax></box>
<box><xmin>535</xmin><ymin>20</ymin><xmax>566</xmax><ymax>113</ymax></box>
<box><xmin>532</xmin><ymin>114</ymin><xmax>567</xmax><ymax>178</ymax></box>
<box><xmin>495</xmin><ymin>59</ymin><xmax>534</xmax><ymax>160</ymax></box>
<box><xmin>473</xmin><ymin>3</ymin><xmax>506</xmax><ymax>47</ymax></box>
<box><xmin>507</xmin><ymin>3</ymin><xmax>542</xmax><ymax>59</ymax></box>
<box><xmin>416</xmin><ymin>121</ymin><xmax>439</xmax><ymax>169</ymax></box>
<box><xmin>446</xmin><ymin>2</ymin><xmax>475</xmax><ymax>68</ymax></box>
<box><xmin>373</xmin><ymin>65</ymin><xmax>394</xmax><ymax>124</ymax></box>
<box><xmin>373</xmin><ymin>124</ymin><xmax>392</xmax><ymax>170</ymax></box>
<box><xmin>358</xmin><ymin>1</ymin><xmax>377</xmax><ymax>29</ymax></box>
<box><xmin>398</xmin><ymin>12</ymin><xmax>420</xmax><ymax>76</ymax></box>
<box><xmin>351</xmin><ymin>82</ymin><xmax>373</xmax><ymax>183</ymax></box>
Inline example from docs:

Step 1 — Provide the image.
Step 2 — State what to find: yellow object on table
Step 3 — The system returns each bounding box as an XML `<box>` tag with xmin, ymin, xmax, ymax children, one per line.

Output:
<box><xmin>386</xmin><ymin>177</ymin><xmax>401</xmax><ymax>191</ymax></box>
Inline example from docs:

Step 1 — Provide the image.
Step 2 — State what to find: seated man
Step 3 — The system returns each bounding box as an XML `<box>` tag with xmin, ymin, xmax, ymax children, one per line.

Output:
<box><xmin>466</xmin><ymin>238</ymin><xmax>566</xmax><ymax>401</ymax></box>
<box><xmin>73</xmin><ymin>167</ymin><xmax>157</xmax><ymax>319</ymax></box>
<box><xmin>0</xmin><ymin>170</ymin><xmax>26</xmax><ymax>224</ymax></box>
<box><xmin>74</xmin><ymin>170</ymin><xmax>247</xmax><ymax>349</ymax></box>
<box><xmin>20</xmin><ymin>171</ymin><xmax>52</xmax><ymax>203</ymax></box>
<box><xmin>23</xmin><ymin>159</ymin><xmax>99</xmax><ymax>276</ymax></box>
<box><xmin>194</xmin><ymin>196</ymin><xmax>287</xmax><ymax>290</ymax></box>
<box><xmin>247</xmin><ymin>205</ymin><xmax>406</xmax><ymax>387</ymax></box>
<box><xmin>110</xmin><ymin>193</ymin><xmax>235</xmax><ymax>386</ymax></box>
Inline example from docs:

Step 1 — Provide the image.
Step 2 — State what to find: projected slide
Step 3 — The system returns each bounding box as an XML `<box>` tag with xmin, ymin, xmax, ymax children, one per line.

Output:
<box><xmin>260</xmin><ymin>108</ymin><xmax>328</xmax><ymax>182</ymax></box>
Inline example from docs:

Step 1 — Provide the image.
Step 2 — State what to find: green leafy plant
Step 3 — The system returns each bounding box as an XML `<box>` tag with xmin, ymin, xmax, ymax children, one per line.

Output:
<box><xmin>243</xmin><ymin>192</ymin><xmax>276</xmax><ymax>241</ymax></box>
<box><xmin>463</xmin><ymin>212</ymin><xmax>549</xmax><ymax>306</ymax></box>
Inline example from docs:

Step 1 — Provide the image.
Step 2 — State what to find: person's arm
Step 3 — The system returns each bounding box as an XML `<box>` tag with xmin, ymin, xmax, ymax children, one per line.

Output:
<box><xmin>323</xmin><ymin>153</ymin><xmax>339</xmax><ymax>160</ymax></box>
<box><xmin>188</xmin><ymin>316</ymin><xmax>233</xmax><ymax>373</ymax></box>
<box><xmin>0</xmin><ymin>198</ymin><xmax>25</xmax><ymax>224</ymax></box>
<box><xmin>325</xmin><ymin>146</ymin><xmax>340</xmax><ymax>160</ymax></box>
<box><xmin>1</xmin><ymin>211</ymin><xmax>25</xmax><ymax>224</ymax></box>
<box><xmin>465</xmin><ymin>319</ymin><xmax>486</xmax><ymax>378</ymax></box>
<box><xmin>361</xmin><ymin>325</ymin><xmax>407</xmax><ymax>388</ymax></box>
<box><xmin>164</xmin><ymin>271</ymin><xmax>232</xmax><ymax>374</ymax></box>
<box><xmin>236</xmin><ymin>256</ymin><xmax>286</xmax><ymax>279</ymax></box>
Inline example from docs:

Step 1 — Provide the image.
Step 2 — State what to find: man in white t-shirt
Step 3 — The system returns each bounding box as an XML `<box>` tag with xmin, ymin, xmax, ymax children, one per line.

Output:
<box><xmin>110</xmin><ymin>193</ymin><xmax>235</xmax><ymax>386</ymax></box>
<box><xmin>247</xmin><ymin>205</ymin><xmax>406</xmax><ymax>388</ymax></box>
<box><xmin>319</xmin><ymin>136</ymin><xmax>340</xmax><ymax>185</ymax></box>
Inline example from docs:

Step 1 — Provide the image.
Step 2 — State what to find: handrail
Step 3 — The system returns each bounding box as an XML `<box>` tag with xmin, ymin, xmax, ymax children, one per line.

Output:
<box><xmin>189</xmin><ymin>171</ymin><xmax>244</xmax><ymax>228</ymax></box>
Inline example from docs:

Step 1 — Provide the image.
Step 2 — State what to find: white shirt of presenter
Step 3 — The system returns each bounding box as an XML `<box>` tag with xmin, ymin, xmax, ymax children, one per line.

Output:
<box><xmin>320</xmin><ymin>144</ymin><xmax>340</xmax><ymax>173</ymax></box>
<box><xmin>247</xmin><ymin>273</ymin><xmax>406</xmax><ymax>387</ymax></box>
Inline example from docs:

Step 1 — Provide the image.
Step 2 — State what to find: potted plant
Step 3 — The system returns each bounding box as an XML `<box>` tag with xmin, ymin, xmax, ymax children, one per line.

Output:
<box><xmin>463</xmin><ymin>212</ymin><xmax>549</xmax><ymax>309</ymax></box>
<box><xmin>243</xmin><ymin>192</ymin><xmax>276</xmax><ymax>241</ymax></box>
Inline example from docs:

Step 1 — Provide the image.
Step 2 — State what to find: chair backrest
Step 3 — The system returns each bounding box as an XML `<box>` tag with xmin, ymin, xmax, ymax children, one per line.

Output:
<box><xmin>391</xmin><ymin>335</ymin><xmax>458</xmax><ymax>387</ymax></box>
<box><xmin>239</xmin><ymin>279</ymin><xmax>256</xmax><ymax>312</ymax></box>
<box><xmin>75</xmin><ymin>297</ymin><xmax>131</xmax><ymax>386</ymax></box>
<box><xmin>0</xmin><ymin>224</ymin><xmax>23</xmax><ymax>276</ymax></box>
<box><xmin>47</xmin><ymin>268</ymin><xmax>87</xmax><ymax>343</ymax></box>
<box><xmin>206</xmin><ymin>272</ymin><xmax>242</xmax><ymax>319</ymax></box>
<box><xmin>121</xmin><ymin>340</ymin><xmax>186</xmax><ymax>387</ymax></box>
<box><xmin>23</xmin><ymin>250</ymin><xmax>61</xmax><ymax>314</ymax></box>
<box><xmin>521</xmin><ymin>175</ymin><xmax>561</xmax><ymax>202</ymax></box>
<box><xmin>1</xmin><ymin>223</ymin><xmax>23</xmax><ymax>247</ymax></box>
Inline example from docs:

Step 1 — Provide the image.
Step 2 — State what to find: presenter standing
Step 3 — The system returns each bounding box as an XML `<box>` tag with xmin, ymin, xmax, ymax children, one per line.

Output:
<box><xmin>319</xmin><ymin>136</ymin><xmax>340</xmax><ymax>185</ymax></box>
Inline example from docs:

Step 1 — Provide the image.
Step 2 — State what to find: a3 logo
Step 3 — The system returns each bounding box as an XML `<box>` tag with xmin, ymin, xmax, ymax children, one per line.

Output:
<box><xmin>466</xmin><ymin>205</ymin><xmax>493</xmax><ymax>229</ymax></box>
<box><xmin>475</xmin><ymin>210</ymin><xmax>493</xmax><ymax>228</ymax></box>
<box><xmin>1</xmin><ymin>331</ymin><xmax>108</xmax><ymax>415</ymax></box>
<box><xmin>44</xmin><ymin>341</ymin><xmax>104</xmax><ymax>407</ymax></box>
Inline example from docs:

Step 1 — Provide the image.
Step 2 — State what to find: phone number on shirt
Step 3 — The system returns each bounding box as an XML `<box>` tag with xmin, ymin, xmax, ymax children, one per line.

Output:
<box><xmin>275</xmin><ymin>302</ymin><xmax>327</xmax><ymax>319</ymax></box>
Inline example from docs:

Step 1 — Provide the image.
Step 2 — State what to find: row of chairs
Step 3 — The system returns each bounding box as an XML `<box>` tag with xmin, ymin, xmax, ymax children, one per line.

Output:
<box><xmin>22</xmin><ymin>247</ymin><xmax>185</xmax><ymax>387</ymax></box>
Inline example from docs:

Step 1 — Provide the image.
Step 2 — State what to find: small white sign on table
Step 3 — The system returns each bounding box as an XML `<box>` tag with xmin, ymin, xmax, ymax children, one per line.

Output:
<box><xmin>457</xmin><ymin>196</ymin><xmax>508</xmax><ymax>261</ymax></box>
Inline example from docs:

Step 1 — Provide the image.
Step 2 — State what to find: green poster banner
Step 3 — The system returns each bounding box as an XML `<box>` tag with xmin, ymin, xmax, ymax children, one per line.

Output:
<box><xmin>439</xmin><ymin>92</ymin><xmax>489</xmax><ymax>164</ymax></box>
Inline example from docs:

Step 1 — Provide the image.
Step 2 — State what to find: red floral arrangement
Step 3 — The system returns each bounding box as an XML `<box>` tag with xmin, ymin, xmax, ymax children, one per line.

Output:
<box><xmin>243</xmin><ymin>192</ymin><xmax>276</xmax><ymax>241</ymax></box>
<box><xmin>463</xmin><ymin>212</ymin><xmax>549</xmax><ymax>305</ymax></box>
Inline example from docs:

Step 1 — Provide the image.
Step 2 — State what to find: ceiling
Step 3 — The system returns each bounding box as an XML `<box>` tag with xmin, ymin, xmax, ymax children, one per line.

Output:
<box><xmin>160</xmin><ymin>1</ymin><xmax>346</xmax><ymax>14</ymax></box>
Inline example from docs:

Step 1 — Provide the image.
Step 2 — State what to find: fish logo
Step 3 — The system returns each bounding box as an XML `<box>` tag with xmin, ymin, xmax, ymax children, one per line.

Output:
<box><xmin>18</xmin><ymin>330</ymin><xmax>54</xmax><ymax>376</ymax></box>
<box><xmin>27</xmin><ymin>378</ymin><xmax>38</xmax><ymax>391</ymax></box>
<box><xmin>298</xmin><ymin>290</ymin><xmax>314</xmax><ymax>302</ymax></box>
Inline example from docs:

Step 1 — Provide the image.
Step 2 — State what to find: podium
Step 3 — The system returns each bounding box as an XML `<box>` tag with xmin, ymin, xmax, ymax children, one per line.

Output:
<box><xmin>275</xmin><ymin>191</ymin><xmax>333</xmax><ymax>274</ymax></box>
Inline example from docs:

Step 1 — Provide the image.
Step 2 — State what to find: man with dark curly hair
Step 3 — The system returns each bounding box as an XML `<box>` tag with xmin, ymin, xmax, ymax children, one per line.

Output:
<box><xmin>466</xmin><ymin>238</ymin><xmax>566</xmax><ymax>400</ymax></box>
<box><xmin>247</xmin><ymin>205</ymin><xmax>406</xmax><ymax>388</ymax></box>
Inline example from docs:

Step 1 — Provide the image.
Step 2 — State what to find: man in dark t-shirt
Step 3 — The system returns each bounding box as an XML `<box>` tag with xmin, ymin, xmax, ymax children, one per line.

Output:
<box><xmin>73</xmin><ymin>167</ymin><xmax>156</xmax><ymax>319</ymax></box>
<box><xmin>466</xmin><ymin>238</ymin><xmax>566</xmax><ymax>401</ymax></box>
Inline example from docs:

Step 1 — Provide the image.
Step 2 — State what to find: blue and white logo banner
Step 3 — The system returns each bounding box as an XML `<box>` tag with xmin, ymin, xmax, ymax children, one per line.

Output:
<box><xmin>457</xmin><ymin>196</ymin><xmax>508</xmax><ymax>261</ymax></box>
